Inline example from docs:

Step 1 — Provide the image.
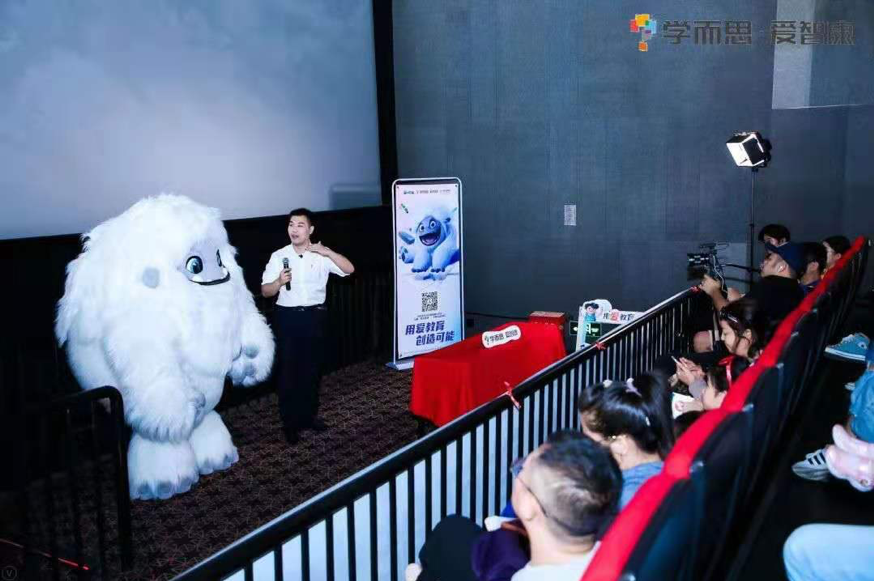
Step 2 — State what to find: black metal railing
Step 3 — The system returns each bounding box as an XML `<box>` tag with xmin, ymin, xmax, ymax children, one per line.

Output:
<box><xmin>4</xmin><ymin>384</ymin><xmax>132</xmax><ymax>580</ymax></box>
<box><xmin>175</xmin><ymin>288</ymin><xmax>700</xmax><ymax>581</ymax></box>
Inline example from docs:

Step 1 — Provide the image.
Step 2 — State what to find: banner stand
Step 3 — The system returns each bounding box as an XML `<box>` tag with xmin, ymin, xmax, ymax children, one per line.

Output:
<box><xmin>388</xmin><ymin>177</ymin><xmax>464</xmax><ymax>370</ymax></box>
<box><xmin>386</xmin><ymin>359</ymin><xmax>415</xmax><ymax>371</ymax></box>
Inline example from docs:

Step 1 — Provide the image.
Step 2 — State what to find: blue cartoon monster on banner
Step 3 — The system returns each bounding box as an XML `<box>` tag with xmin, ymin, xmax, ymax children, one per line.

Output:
<box><xmin>397</xmin><ymin>206</ymin><xmax>460</xmax><ymax>280</ymax></box>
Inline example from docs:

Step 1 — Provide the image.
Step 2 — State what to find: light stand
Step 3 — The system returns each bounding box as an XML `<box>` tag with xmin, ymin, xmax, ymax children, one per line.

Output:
<box><xmin>749</xmin><ymin>167</ymin><xmax>757</xmax><ymax>285</ymax></box>
<box><xmin>726</xmin><ymin>132</ymin><xmax>771</xmax><ymax>285</ymax></box>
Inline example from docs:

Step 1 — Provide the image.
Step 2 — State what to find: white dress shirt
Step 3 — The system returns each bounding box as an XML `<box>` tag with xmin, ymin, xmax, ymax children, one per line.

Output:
<box><xmin>261</xmin><ymin>244</ymin><xmax>348</xmax><ymax>307</ymax></box>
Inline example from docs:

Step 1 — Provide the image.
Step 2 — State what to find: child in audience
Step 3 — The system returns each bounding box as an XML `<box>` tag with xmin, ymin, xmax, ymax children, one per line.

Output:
<box><xmin>675</xmin><ymin>298</ymin><xmax>766</xmax><ymax>406</ymax></box>
<box><xmin>676</xmin><ymin>356</ymin><xmax>751</xmax><ymax>413</ymax></box>
<box><xmin>577</xmin><ymin>372</ymin><xmax>675</xmax><ymax>507</ymax></box>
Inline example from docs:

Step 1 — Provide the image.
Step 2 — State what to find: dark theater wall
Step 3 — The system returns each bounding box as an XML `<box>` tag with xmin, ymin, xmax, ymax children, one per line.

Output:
<box><xmin>392</xmin><ymin>0</ymin><xmax>874</xmax><ymax>319</ymax></box>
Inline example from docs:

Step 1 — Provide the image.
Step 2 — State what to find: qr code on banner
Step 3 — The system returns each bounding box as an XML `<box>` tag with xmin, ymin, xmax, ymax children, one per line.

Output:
<box><xmin>422</xmin><ymin>291</ymin><xmax>438</xmax><ymax>312</ymax></box>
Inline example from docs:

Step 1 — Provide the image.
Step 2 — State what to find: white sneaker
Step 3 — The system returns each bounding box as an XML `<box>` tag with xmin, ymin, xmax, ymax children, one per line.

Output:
<box><xmin>792</xmin><ymin>448</ymin><xmax>831</xmax><ymax>481</ymax></box>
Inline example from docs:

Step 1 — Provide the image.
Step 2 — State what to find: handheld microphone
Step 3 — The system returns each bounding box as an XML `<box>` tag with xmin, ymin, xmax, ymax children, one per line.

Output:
<box><xmin>282</xmin><ymin>258</ymin><xmax>290</xmax><ymax>290</ymax></box>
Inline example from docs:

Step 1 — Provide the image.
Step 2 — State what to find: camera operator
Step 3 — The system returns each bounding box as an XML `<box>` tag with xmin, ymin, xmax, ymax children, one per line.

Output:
<box><xmin>653</xmin><ymin>240</ymin><xmax>806</xmax><ymax>382</ymax></box>
<box><xmin>698</xmin><ymin>242</ymin><xmax>805</xmax><ymax>347</ymax></box>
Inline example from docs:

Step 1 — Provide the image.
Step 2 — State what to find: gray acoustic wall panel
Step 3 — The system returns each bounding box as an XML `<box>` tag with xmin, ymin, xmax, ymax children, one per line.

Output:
<box><xmin>393</xmin><ymin>0</ymin><xmax>873</xmax><ymax>316</ymax></box>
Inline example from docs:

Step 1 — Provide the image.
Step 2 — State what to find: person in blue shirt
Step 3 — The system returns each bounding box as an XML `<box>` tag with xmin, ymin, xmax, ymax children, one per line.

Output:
<box><xmin>577</xmin><ymin>373</ymin><xmax>674</xmax><ymax>507</ymax></box>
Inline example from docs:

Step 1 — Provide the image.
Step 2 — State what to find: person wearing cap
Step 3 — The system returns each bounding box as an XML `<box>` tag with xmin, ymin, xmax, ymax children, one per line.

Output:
<box><xmin>698</xmin><ymin>242</ymin><xmax>804</xmax><ymax>346</ymax></box>
<box><xmin>701</xmin><ymin>242</ymin><xmax>804</xmax><ymax>313</ymax></box>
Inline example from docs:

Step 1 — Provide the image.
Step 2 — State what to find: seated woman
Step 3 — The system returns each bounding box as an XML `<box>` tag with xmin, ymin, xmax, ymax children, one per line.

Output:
<box><xmin>577</xmin><ymin>372</ymin><xmax>675</xmax><ymax>507</ymax></box>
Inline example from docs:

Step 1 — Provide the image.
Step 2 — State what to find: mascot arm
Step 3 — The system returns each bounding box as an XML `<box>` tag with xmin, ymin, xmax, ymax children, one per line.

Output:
<box><xmin>103</xmin><ymin>314</ymin><xmax>204</xmax><ymax>443</ymax></box>
<box><xmin>229</xmin><ymin>295</ymin><xmax>275</xmax><ymax>387</ymax></box>
<box><xmin>399</xmin><ymin>231</ymin><xmax>416</xmax><ymax>245</ymax></box>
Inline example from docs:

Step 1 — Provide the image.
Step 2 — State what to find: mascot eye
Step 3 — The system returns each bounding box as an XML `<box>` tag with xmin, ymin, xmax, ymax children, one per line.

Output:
<box><xmin>185</xmin><ymin>256</ymin><xmax>204</xmax><ymax>274</ymax></box>
<box><xmin>216</xmin><ymin>250</ymin><xmax>224</xmax><ymax>267</ymax></box>
<box><xmin>430</xmin><ymin>220</ymin><xmax>437</xmax><ymax>229</ymax></box>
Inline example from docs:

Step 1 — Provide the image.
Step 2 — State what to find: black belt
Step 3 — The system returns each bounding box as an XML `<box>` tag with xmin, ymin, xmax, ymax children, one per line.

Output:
<box><xmin>279</xmin><ymin>304</ymin><xmax>326</xmax><ymax>312</ymax></box>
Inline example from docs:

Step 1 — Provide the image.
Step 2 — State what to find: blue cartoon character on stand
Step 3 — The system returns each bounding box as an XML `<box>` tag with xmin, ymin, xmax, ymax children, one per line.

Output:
<box><xmin>398</xmin><ymin>207</ymin><xmax>459</xmax><ymax>279</ymax></box>
<box><xmin>584</xmin><ymin>302</ymin><xmax>600</xmax><ymax>323</ymax></box>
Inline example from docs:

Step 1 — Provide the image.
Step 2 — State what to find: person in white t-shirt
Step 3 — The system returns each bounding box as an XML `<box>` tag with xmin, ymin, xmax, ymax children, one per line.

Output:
<box><xmin>261</xmin><ymin>208</ymin><xmax>354</xmax><ymax>444</ymax></box>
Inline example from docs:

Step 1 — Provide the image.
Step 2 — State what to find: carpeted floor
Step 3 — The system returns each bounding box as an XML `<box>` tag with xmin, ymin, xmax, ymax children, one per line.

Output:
<box><xmin>21</xmin><ymin>360</ymin><xmax>418</xmax><ymax>580</ymax></box>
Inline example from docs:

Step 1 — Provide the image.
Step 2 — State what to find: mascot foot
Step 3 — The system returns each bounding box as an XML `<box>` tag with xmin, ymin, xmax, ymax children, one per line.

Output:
<box><xmin>190</xmin><ymin>411</ymin><xmax>239</xmax><ymax>475</ymax></box>
<box><xmin>128</xmin><ymin>434</ymin><xmax>199</xmax><ymax>500</ymax></box>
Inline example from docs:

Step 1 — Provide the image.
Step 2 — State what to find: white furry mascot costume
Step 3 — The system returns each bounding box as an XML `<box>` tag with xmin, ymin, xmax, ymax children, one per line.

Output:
<box><xmin>55</xmin><ymin>194</ymin><xmax>274</xmax><ymax>500</ymax></box>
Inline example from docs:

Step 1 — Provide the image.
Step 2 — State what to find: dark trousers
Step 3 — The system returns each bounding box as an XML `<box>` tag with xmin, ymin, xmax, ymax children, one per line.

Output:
<box><xmin>417</xmin><ymin>515</ymin><xmax>484</xmax><ymax>581</ymax></box>
<box><xmin>274</xmin><ymin>306</ymin><xmax>327</xmax><ymax>433</ymax></box>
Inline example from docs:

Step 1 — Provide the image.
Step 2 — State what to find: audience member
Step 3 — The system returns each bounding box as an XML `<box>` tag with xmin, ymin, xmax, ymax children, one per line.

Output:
<box><xmin>758</xmin><ymin>224</ymin><xmax>791</xmax><ymax>247</ymax></box>
<box><xmin>822</xmin><ymin>235</ymin><xmax>851</xmax><ymax>273</ymax></box>
<box><xmin>675</xmin><ymin>298</ymin><xmax>768</xmax><ymax>398</ymax></box>
<box><xmin>500</xmin><ymin>372</ymin><xmax>673</xmax><ymax>523</ymax></box>
<box><xmin>577</xmin><ymin>373</ymin><xmax>674</xmax><ymax>507</ymax></box>
<box><xmin>699</xmin><ymin>242</ymin><xmax>804</xmax><ymax>327</ymax></box>
<box><xmin>685</xmin><ymin>223</ymin><xmax>788</xmax><ymax>355</ymax></box>
<box><xmin>677</xmin><ymin>356</ymin><xmax>751</xmax><ymax>413</ymax></box>
<box><xmin>799</xmin><ymin>242</ymin><xmax>827</xmax><ymax>295</ymax></box>
<box><xmin>783</xmin><ymin>425</ymin><xmax>874</xmax><ymax>581</ymax></box>
<box><xmin>406</xmin><ymin>431</ymin><xmax>622</xmax><ymax>581</ymax></box>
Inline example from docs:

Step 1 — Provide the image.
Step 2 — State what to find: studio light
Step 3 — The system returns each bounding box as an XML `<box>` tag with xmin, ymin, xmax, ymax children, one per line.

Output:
<box><xmin>726</xmin><ymin>131</ymin><xmax>771</xmax><ymax>168</ymax></box>
<box><xmin>726</xmin><ymin>131</ymin><xmax>772</xmax><ymax>283</ymax></box>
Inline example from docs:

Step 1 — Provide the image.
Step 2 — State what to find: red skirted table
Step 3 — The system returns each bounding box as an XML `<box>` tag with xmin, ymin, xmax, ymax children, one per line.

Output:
<box><xmin>410</xmin><ymin>322</ymin><xmax>567</xmax><ymax>426</ymax></box>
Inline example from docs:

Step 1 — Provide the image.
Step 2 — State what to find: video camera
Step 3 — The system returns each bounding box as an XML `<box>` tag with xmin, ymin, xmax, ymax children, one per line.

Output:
<box><xmin>687</xmin><ymin>243</ymin><xmax>727</xmax><ymax>289</ymax></box>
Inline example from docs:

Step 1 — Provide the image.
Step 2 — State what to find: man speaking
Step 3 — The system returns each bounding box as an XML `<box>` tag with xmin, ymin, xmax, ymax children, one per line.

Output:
<box><xmin>261</xmin><ymin>208</ymin><xmax>354</xmax><ymax>444</ymax></box>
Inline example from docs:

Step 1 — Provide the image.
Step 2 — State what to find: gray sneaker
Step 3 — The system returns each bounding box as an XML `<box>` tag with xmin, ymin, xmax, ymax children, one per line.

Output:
<box><xmin>792</xmin><ymin>448</ymin><xmax>830</xmax><ymax>481</ymax></box>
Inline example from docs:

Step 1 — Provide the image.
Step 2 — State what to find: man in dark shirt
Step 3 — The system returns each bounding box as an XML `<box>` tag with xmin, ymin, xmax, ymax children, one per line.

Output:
<box><xmin>702</xmin><ymin>242</ymin><xmax>804</xmax><ymax>319</ymax></box>
<box><xmin>655</xmin><ymin>242</ymin><xmax>807</xmax><ymax>378</ymax></box>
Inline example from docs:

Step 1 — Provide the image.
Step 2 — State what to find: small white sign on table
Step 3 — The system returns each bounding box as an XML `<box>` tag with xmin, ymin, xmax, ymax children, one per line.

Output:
<box><xmin>482</xmin><ymin>325</ymin><xmax>522</xmax><ymax>349</ymax></box>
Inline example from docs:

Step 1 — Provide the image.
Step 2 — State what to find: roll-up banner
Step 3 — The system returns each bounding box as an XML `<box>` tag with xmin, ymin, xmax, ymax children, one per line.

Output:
<box><xmin>390</xmin><ymin>178</ymin><xmax>464</xmax><ymax>369</ymax></box>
